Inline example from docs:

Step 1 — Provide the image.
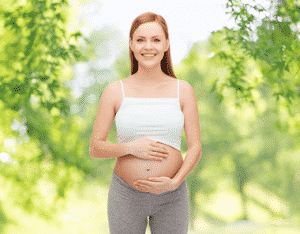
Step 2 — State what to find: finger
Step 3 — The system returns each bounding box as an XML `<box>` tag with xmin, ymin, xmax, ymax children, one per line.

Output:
<box><xmin>135</xmin><ymin>180</ymin><xmax>147</xmax><ymax>184</ymax></box>
<box><xmin>138</xmin><ymin>184</ymin><xmax>148</xmax><ymax>189</ymax></box>
<box><xmin>139</xmin><ymin>183</ymin><xmax>154</xmax><ymax>190</ymax></box>
<box><xmin>137</xmin><ymin>185</ymin><xmax>150</xmax><ymax>192</ymax></box>
<box><xmin>136</xmin><ymin>181</ymin><xmax>150</xmax><ymax>187</ymax></box>
<box><xmin>149</xmin><ymin>177</ymin><xmax>163</xmax><ymax>182</ymax></box>
<box><xmin>136</xmin><ymin>185</ymin><xmax>146</xmax><ymax>191</ymax></box>
<box><xmin>153</xmin><ymin>142</ymin><xmax>166</xmax><ymax>151</ymax></box>
<box><xmin>135</xmin><ymin>180</ymin><xmax>148</xmax><ymax>186</ymax></box>
<box><xmin>156</xmin><ymin>144</ymin><xmax>166</xmax><ymax>152</ymax></box>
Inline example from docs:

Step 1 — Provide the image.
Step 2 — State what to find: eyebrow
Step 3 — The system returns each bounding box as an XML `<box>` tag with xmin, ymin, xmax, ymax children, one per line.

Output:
<box><xmin>137</xmin><ymin>35</ymin><xmax>161</xmax><ymax>38</ymax></box>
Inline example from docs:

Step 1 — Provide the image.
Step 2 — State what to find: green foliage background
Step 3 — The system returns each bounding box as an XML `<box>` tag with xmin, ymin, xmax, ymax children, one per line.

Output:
<box><xmin>0</xmin><ymin>0</ymin><xmax>300</xmax><ymax>233</ymax></box>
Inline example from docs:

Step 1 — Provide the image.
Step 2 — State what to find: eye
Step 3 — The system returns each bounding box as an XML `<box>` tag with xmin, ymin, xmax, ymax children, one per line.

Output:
<box><xmin>137</xmin><ymin>39</ymin><xmax>160</xmax><ymax>42</ymax></box>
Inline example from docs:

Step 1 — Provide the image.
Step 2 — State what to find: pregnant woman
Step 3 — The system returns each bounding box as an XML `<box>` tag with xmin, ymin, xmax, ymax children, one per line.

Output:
<box><xmin>89</xmin><ymin>12</ymin><xmax>202</xmax><ymax>234</ymax></box>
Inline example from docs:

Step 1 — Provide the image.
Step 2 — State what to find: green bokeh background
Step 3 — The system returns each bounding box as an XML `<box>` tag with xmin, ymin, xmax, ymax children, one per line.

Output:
<box><xmin>0</xmin><ymin>0</ymin><xmax>300</xmax><ymax>233</ymax></box>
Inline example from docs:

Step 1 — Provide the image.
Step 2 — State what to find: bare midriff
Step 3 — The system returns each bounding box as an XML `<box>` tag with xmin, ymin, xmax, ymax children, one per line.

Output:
<box><xmin>113</xmin><ymin>144</ymin><xmax>183</xmax><ymax>192</ymax></box>
<box><xmin>112</xmin><ymin>75</ymin><xmax>185</xmax><ymax>192</ymax></box>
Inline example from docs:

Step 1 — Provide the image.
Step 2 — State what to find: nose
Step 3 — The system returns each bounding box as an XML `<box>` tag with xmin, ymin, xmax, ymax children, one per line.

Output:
<box><xmin>144</xmin><ymin>42</ymin><xmax>154</xmax><ymax>49</ymax></box>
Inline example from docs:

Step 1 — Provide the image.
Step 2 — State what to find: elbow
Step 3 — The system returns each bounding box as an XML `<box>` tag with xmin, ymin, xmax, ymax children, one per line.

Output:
<box><xmin>89</xmin><ymin>145</ymin><xmax>95</xmax><ymax>158</ymax></box>
<box><xmin>199</xmin><ymin>148</ymin><xmax>202</xmax><ymax>157</ymax></box>
<box><xmin>89</xmin><ymin>140</ymin><xmax>105</xmax><ymax>158</ymax></box>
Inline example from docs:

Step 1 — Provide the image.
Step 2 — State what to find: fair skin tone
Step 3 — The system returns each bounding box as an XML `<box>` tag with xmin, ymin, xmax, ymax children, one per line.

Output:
<box><xmin>129</xmin><ymin>22</ymin><xmax>170</xmax><ymax>85</ymax></box>
<box><xmin>107</xmin><ymin>22</ymin><xmax>201</xmax><ymax>194</ymax></box>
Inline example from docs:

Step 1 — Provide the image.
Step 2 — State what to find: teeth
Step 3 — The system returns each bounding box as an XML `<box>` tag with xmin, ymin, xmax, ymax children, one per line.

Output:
<box><xmin>143</xmin><ymin>54</ymin><xmax>155</xmax><ymax>57</ymax></box>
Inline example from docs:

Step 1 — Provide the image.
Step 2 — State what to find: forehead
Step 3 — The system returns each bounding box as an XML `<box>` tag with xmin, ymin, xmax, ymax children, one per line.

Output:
<box><xmin>134</xmin><ymin>22</ymin><xmax>164</xmax><ymax>36</ymax></box>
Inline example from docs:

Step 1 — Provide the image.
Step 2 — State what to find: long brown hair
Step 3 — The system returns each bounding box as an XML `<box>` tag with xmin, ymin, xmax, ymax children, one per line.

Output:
<box><xmin>129</xmin><ymin>12</ymin><xmax>177</xmax><ymax>79</ymax></box>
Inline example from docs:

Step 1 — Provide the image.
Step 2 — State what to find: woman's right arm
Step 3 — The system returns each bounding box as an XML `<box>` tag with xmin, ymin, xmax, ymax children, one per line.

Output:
<box><xmin>90</xmin><ymin>141</ymin><xmax>130</xmax><ymax>159</ymax></box>
<box><xmin>89</xmin><ymin>81</ymin><xmax>129</xmax><ymax>159</ymax></box>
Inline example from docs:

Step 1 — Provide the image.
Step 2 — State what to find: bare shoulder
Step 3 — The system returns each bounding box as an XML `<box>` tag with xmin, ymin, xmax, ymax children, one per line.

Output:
<box><xmin>177</xmin><ymin>78</ymin><xmax>189</xmax><ymax>89</ymax></box>
<box><xmin>105</xmin><ymin>81</ymin><xmax>122</xmax><ymax>113</ymax></box>
<box><xmin>106</xmin><ymin>81</ymin><xmax>120</xmax><ymax>96</ymax></box>
<box><xmin>179</xmin><ymin>80</ymin><xmax>194</xmax><ymax>108</ymax></box>
<box><xmin>179</xmin><ymin>79</ymin><xmax>191</xmax><ymax>91</ymax></box>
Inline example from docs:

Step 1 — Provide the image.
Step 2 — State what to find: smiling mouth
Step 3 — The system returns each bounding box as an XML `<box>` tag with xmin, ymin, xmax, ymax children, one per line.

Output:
<box><xmin>142</xmin><ymin>54</ymin><xmax>156</xmax><ymax>57</ymax></box>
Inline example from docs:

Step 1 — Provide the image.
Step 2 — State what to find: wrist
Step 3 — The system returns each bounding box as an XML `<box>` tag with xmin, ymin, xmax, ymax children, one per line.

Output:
<box><xmin>123</xmin><ymin>142</ymin><xmax>132</xmax><ymax>155</ymax></box>
<box><xmin>172</xmin><ymin>178</ymin><xmax>181</xmax><ymax>188</ymax></box>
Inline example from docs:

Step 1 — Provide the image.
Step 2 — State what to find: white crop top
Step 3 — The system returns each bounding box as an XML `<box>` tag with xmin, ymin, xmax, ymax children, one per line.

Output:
<box><xmin>115</xmin><ymin>79</ymin><xmax>184</xmax><ymax>151</ymax></box>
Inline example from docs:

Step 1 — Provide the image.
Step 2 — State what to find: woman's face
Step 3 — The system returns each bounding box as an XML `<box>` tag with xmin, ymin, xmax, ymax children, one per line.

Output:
<box><xmin>129</xmin><ymin>22</ymin><xmax>169</xmax><ymax>67</ymax></box>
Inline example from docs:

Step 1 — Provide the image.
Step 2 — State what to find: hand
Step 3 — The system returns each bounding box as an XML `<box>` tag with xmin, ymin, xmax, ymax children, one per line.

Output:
<box><xmin>134</xmin><ymin>176</ymin><xmax>179</xmax><ymax>194</ymax></box>
<box><xmin>126</xmin><ymin>137</ymin><xmax>169</xmax><ymax>162</ymax></box>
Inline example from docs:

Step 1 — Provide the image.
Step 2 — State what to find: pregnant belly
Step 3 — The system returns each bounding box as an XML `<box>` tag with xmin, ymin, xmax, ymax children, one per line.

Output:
<box><xmin>113</xmin><ymin>142</ymin><xmax>183</xmax><ymax>192</ymax></box>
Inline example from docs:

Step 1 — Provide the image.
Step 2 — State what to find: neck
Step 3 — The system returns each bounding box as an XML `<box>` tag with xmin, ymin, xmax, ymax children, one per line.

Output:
<box><xmin>133</xmin><ymin>63</ymin><xmax>166</xmax><ymax>84</ymax></box>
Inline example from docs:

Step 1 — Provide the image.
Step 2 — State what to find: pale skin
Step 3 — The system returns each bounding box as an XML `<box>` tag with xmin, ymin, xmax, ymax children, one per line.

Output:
<box><xmin>129</xmin><ymin>22</ymin><xmax>170</xmax><ymax>85</ymax></box>
<box><xmin>126</xmin><ymin>22</ymin><xmax>176</xmax><ymax>194</ymax></box>
<box><xmin>90</xmin><ymin>18</ymin><xmax>202</xmax><ymax>193</ymax></box>
<box><xmin>122</xmin><ymin>22</ymin><xmax>202</xmax><ymax>194</ymax></box>
<box><xmin>112</xmin><ymin>76</ymin><xmax>186</xmax><ymax>194</ymax></box>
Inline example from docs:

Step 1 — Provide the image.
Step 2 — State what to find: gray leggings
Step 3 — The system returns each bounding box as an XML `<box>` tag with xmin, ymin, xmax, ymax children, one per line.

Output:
<box><xmin>107</xmin><ymin>171</ymin><xmax>190</xmax><ymax>234</ymax></box>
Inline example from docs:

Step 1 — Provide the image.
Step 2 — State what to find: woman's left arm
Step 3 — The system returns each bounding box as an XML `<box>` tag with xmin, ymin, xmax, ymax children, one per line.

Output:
<box><xmin>172</xmin><ymin>81</ymin><xmax>202</xmax><ymax>187</ymax></box>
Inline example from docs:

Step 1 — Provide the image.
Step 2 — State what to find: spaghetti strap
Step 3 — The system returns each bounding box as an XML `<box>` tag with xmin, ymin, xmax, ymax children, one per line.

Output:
<box><xmin>115</xmin><ymin>78</ymin><xmax>184</xmax><ymax>152</ymax></box>
<box><xmin>120</xmin><ymin>81</ymin><xmax>125</xmax><ymax>98</ymax></box>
